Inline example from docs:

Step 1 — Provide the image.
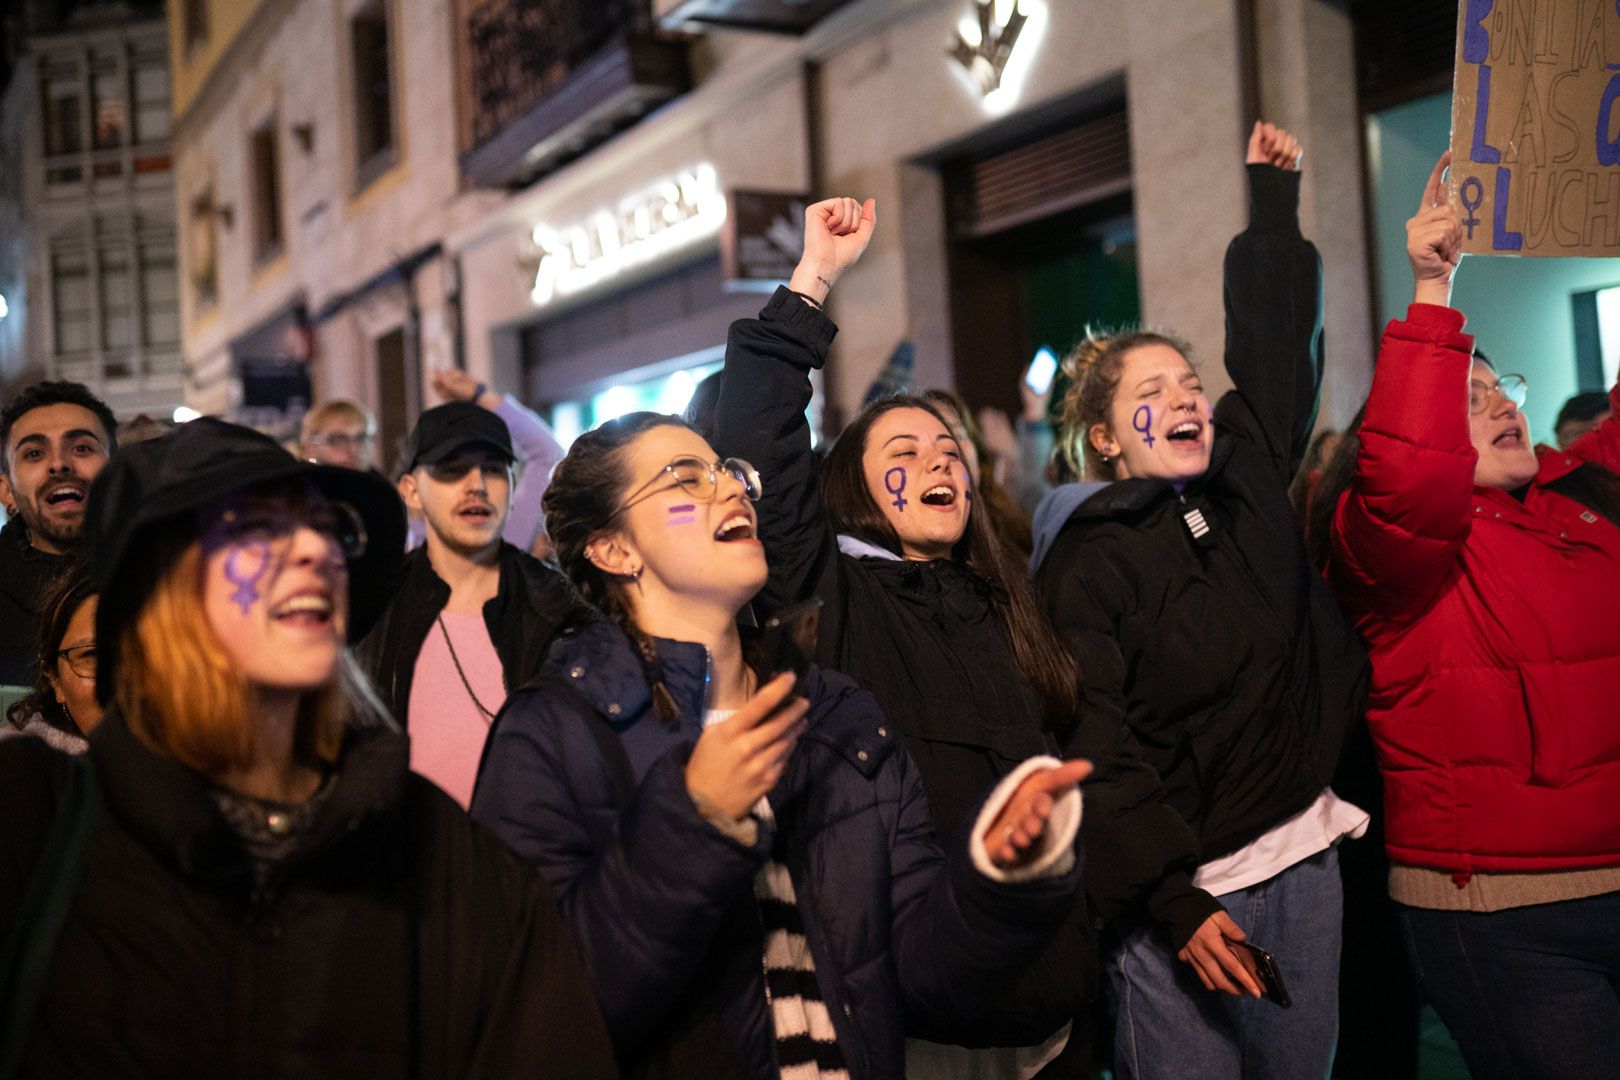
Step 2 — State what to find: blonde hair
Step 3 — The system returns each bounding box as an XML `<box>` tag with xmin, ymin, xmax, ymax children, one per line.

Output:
<box><xmin>116</xmin><ymin>537</ymin><xmax>350</xmax><ymax>776</ymax></box>
<box><xmin>1058</xmin><ymin>328</ymin><xmax>1195</xmax><ymax>481</ymax></box>
<box><xmin>300</xmin><ymin>400</ymin><xmax>375</xmax><ymax>446</ymax></box>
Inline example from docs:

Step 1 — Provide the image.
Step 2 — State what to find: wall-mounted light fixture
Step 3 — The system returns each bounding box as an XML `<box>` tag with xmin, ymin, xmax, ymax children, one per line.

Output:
<box><xmin>949</xmin><ymin>0</ymin><xmax>1046</xmax><ymax>115</ymax></box>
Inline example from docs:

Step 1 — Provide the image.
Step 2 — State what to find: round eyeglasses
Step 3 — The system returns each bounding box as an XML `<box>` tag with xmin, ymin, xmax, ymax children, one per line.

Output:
<box><xmin>1469</xmin><ymin>374</ymin><xmax>1527</xmax><ymax>415</ymax></box>
<box><xmin>618</xmin><ymin>456</ymin><xmax>762</xmax><ymax>514</ymax></box>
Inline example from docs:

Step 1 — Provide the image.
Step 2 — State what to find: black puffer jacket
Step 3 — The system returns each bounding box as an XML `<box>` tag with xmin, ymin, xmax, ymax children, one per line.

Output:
<box><xmin>0</xmin><ymin>712</ymin><xmax>617</xmax><ymax>1078</ymax></box>
<box><xmin>1034</xmin><ymin>165</ymin><xmax>1369</xmax><ymax>863</ymax></box>
<box><xmin>355</xmin><ymin>542</ymin><xmax>587</xmax><ymax>727</ymax></box>
<box><xmin>712</xmin><ymin>292</ymin><xmax>1223</xmax><ymax>982</ymax></box>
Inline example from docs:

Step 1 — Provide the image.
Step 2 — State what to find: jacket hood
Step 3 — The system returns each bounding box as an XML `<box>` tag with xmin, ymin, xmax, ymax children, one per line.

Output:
<box><xmin>88</xmin><ymin>417</ymin><xmax>406</xmax><ymax>704</ymax></box>
<box><xmin>1028</xmin><ymin>482</ymin><xmax>1109</xmax><ymax>572</ymax></box>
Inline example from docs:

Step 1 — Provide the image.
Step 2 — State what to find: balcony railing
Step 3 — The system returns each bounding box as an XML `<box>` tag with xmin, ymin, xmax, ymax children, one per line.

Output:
<box><xmin>459</xmin><ymin>0</ymin><xmax>689</xmax><ymax>188</ymax></box>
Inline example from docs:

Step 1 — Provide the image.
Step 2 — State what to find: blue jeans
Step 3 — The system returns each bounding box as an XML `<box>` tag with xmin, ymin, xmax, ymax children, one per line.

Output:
<box><xmin>1397</xmin><ymin>890</ymin><xmax>1620</xmax><ymax>1080</ymax></box>
<box><xmin>1108</xmin><ymin>848</ymin><xmax>1343</xmax><ymax>1080</ymax></box>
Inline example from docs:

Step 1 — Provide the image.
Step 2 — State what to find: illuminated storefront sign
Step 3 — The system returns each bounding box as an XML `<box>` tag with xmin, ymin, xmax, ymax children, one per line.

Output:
<box><xmin>949</xmin><ymin>0</ymin><xmax>1046</xmax><ymax>115</ymax></box>
<box><xmin>529</xmin><ymin>164</ymin><xmax>727</xmax><ymax>308</ymax></box>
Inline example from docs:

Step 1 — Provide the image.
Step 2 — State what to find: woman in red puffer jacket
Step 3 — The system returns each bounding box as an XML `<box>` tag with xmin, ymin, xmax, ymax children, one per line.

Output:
<box><xmin>1323</xmin><ymin>152</ymin><xmax>1620</xmax><ymax>1080</ymax></box>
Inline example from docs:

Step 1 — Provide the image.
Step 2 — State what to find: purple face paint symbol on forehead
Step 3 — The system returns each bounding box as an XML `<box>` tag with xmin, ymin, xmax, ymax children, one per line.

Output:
<box><xmin>1133</xmin><ymin>405</ymin><xmax>1156</xmax><ymax>448</ymax></box>
<box><xmin>884</xmin><ymin>467</ymin><xmax>908</xmax><ymax>512</ymax></box>
<box><xmin>224</xmin><ymin>541</ymin><xmax>273</xmax><ymax>615</ymax></box>
<box><xmin>666</xmin><ymin>503</ymin><xmax>696</xmax><ymax>526</ymax></box>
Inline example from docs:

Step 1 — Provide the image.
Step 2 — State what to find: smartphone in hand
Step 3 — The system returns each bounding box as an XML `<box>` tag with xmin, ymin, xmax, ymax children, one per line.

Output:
<box><xmin>759</xmin><ymin>598</ymin><xmax>823</xmax><ymax>699</ymax></box>
<box><xmin>1236</xmin><ymin>941</ymin><xmax>1291</xmax><ymax>1008</ymax></box>
<box><xmin>1025</xmin><ymin>346</ymin><xmax>1059</xmax><ymax>397</ymax></box>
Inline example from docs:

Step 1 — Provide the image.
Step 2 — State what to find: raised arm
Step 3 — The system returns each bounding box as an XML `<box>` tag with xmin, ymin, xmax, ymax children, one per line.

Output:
<box><xmin>711</xmin><ymin>198</ymin><xmax>876</xmax><ymax>619</ymax></box>
<box><xmin>1330</xmin><ymin>153</ymin><xmax>1475</xmax><ymax>630</ymax></box>
<box><xmin>1219</xmin><ymin>122</ymin><xmax>1325</xmax><ymax>484</ymax></box>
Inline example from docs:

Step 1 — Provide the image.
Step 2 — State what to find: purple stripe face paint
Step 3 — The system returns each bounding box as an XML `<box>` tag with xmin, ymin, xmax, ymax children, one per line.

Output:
<box><xmin>884</xmin><ymin>467</ymin><xmax>908</xmax><ymax>512</ymax></box>
<box><xmin>666</xmin><ymin>504</ymin><xmax>696</xmax><ymax>526</ymax></box>
<box><xmin>1133</xmin><ymin>405</ymin><xmax>1156</xmax><ymax>447</ymax></box>
<box><xmin>224</xmin><ymin>541</ymin><xmax>272</xmax><ymax>615</ymax></box>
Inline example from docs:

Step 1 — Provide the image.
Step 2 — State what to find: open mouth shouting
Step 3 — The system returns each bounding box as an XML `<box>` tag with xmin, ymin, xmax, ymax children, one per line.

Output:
<box><xmin>269</xmin><ymin>588</ymin><xmax>337</xmax><ymax>632</ymax></box>
<box><xmin>713</xmin><ymin>510</ymin><xmax>758</xmax><ymax>543</ymax></box>
<box><xmin>456</xmin><ymin>499</ymin><xmax>498</xmax><ymax>526</ymax></box>
<box><xmin>1164</xmin><ymin>418</ymin><xmax>1206</xmax><ymax>451</ymax></box>
<box><xmin>919</xmin><ymin>484</ymin><xmax>958</xmax><ymax>509</ymax></box>
<box><xmin>1492</xmin><ymin>425</ymin><xmax>1526</xmax><ymax>449</ymax></box>
<box><xmin>39</xmin><ymin>480</ymin><xmax>88</xmax><ymax>514</ymax></box>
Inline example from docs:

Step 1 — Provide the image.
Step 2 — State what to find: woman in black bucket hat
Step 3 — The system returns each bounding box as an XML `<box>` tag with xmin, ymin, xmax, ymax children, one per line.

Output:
<box><xmin>0</xmin><ymin>418</ymin><xmax>615</xmax><ymax>1080</ymax></box>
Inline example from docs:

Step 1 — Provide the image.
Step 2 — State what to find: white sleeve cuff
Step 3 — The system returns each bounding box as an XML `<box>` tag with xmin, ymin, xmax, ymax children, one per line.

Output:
<box><xmin>969</xmin><ymin>755</ymin><xmax>1084</xmax><ymax>884</ymax></box>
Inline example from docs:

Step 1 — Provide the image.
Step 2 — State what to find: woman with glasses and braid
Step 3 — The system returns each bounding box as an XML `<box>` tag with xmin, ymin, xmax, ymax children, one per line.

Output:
<box><xmin>1322</xmin><ymin>153</ymin><xmax>1620</xmax><ymax>1080</ymax></box>
<box><xmin>471</xmin><ymin>409</ymin><xmax>1091</xmax><ymax>1080</ymax></box>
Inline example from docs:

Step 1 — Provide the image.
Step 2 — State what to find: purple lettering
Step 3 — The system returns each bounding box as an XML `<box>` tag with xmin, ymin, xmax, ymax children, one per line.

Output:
<box><xmin>1493</xmin><ymin>166</ymin><xmax>1524</xmax><ymax>250</ymax></box>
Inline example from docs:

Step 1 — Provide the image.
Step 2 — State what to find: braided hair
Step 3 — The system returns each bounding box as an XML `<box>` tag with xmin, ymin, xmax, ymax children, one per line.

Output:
<box><xmin>542</xmin><ymin>412</ymin><xmax>686</xmax><ymax>723</ymax></box>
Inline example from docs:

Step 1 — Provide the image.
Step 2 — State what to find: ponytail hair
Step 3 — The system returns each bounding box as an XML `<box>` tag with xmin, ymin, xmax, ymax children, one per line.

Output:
<box><xmin>1058</xmin><ymin>328</ymin><xmax>1194</xmax><ymax>481</ymax></box>
<box><xmin>819</xmin><ymin>395</ymin><xmax>1080</xmax><ymax>725</ymax></box>
<box><xmin>542</xmin><ymin>412</ymin><xmax>687</xmax><ymax>723</ymax></box>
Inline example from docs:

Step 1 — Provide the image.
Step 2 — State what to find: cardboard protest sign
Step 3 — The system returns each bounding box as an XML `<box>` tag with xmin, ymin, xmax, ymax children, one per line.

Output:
<box><xmin>1450</xmin><ymin>0</ymin><xmax>1620</xmax><ymax>256</ymax></box>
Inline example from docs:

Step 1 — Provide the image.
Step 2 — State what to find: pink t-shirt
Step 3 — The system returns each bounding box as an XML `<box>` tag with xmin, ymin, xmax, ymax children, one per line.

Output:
<box><xmin>407</xmin><ymin>611</ymin><xmax>506</xmax><ymax>808</ymax></box>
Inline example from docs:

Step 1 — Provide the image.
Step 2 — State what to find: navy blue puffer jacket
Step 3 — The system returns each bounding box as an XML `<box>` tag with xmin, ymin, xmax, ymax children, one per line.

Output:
<box><xmin>470</xmin><ymin>618</ymin><xmax>1082</xmax><ymax>1080</ymax></box>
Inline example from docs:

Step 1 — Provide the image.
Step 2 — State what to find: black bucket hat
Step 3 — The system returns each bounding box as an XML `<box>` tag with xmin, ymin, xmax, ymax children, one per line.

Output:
<box><xmin>86</xmin><ymin>417</ymin><xmax>406</xmax><ymax>704</ymax></box>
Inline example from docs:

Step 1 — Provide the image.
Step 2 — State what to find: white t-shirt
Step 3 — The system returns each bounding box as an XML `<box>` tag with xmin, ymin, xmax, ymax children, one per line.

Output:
<box><xmin>1192</xmin><ymin>788</ymin><xmax>1369</xmax><ymax>897</ymax></box>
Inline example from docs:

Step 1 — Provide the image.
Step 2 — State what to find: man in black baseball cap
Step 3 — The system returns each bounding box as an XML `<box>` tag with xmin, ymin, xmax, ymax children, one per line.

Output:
<box><xmin>356</xmin><ymin>403</ymin><xmax>584</xmax><ymax>807</ymax></box>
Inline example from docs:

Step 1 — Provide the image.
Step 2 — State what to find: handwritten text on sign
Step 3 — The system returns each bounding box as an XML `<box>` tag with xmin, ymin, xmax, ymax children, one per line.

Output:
<box><xmin>1450</xmin><ymin>0</ymin><xmax>1620</xmax><ymax>257</ymax></box>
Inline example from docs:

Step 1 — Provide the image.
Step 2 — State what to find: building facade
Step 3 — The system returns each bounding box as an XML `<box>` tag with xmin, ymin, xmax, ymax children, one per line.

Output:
<box><xmin>0</xmin><ymin>0</ymin><xmax>182</xmax><ymax>420</ymax></box>
<box><xmin>445</xmin><ymin>0</ymin><xmax>1376</xmax><ymax>446</ymax></box>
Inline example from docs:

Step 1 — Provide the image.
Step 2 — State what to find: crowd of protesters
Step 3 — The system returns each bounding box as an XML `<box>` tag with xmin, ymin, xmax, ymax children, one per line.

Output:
<box><xmin>1</xmin><ymin>118</ymin><xmax>1617</xmax><ymax>1080</ymax></box>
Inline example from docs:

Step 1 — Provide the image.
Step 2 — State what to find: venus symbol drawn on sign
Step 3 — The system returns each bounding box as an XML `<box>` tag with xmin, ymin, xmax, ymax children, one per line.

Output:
<box><xmin>1133</xmin><ymin>405</ymin><xmax>1155</xmax><ymax>448</ymax></box>
<box><xmin>884</xmin><ymin>467</ymin><xmax>908</xmax><ymax>512</ymax></box>
<box><xmin>1459</xmin><ymin>177</ymin><xmax>1485</xmax><ymax>240</ymax></box>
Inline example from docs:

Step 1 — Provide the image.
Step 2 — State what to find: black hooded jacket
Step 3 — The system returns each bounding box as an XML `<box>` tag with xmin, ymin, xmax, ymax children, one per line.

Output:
<box><xmin>0</xmin><ymin>714</ymin><xmax>616</xmax><ymax>1078</ymax></box>
<box><xmin>1033</xmin><ymin>165</ymin><xmax>1370</xmax><ymax>865</ymax></box>
<box><xmin>712</xmin><ymin>289</ymin><xmax>1225</xmax><ymax>1000</ymax></box>
<box><xmin>355</xmin><ymin>542</ymin><xmax>587</xmax><ymax>728</ymax></box>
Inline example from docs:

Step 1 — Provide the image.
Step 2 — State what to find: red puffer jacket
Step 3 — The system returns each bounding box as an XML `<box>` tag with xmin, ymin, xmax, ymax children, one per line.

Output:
<box><xmin>1329</xmin><ymin>303</ymin><xmax>1620</xmax><ymax>876</ymax></box>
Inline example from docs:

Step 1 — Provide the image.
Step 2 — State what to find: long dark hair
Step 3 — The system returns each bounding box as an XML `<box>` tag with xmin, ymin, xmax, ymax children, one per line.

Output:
<box><xmin>6</xmin><ymin>559</ymin><xmax>97</xmax><ymax>734</ymax></box>
<box><xmin>819</xmin><ymin>395</ymin><xmax>1080</xmax><ymax>722</ymax></box>
<box><xmin>1304</xmin><ymin>406</ymin><xmax>1365</xmax><ymax>573</ymax></box>
<box><xmin>920</xmin><ymin>388</ymin><xmax>1034</xmax><ymax>560</ymax></box>
<box><xmin>543</xmin><ymin>412</ymin><xmax>689</xmax><ymax>722</ymax></box>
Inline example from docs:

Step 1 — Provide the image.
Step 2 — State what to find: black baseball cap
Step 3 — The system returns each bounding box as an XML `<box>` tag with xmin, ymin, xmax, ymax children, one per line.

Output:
<box><xmin>403</xmin><ymin>402</ymin><xmax>514</xmax><ymax>470</ymax></box>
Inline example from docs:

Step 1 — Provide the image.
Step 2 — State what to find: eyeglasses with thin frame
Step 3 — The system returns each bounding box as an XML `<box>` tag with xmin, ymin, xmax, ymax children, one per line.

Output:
<box><xmin>56</xmin><ymin>642</ymin><xmax>96</xmax><ymax>680</ymax></box>
<box><xmin>617</xmin><ymin>456</ymin><xmax>762</xmax><ymax>515</ymax></box>
<box><xmin>1469</xmin><ymin>374</ymin><xmax>1527</xmax><ymax>415</ymax></box>
<box><xmin>307</xmin><ymin>432</ymin><xmax>374</xmax><ymax>449</ymax></box>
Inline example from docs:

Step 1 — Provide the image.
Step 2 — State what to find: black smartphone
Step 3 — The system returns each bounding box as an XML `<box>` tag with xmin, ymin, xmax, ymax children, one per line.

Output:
<box><xmin>758</xmin><ymin>598</ymin><xmax>823</xmax><ymax>699</ymax></box>
<box><xmin>1235</xmin><ymin>941</ymin><xmax>1291</xmax><ymax>1008</ymax></box>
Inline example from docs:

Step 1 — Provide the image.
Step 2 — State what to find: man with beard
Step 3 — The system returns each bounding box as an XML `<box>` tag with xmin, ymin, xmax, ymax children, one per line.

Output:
<box><xmin>0</xmin><ymin>381</ymin><xmax>117</xmax><ymax>686</ymax></box>
<box><xmin>356</xmin><ymin>402</ymin><xmax>585</xmax><ymax>807</ymax></box>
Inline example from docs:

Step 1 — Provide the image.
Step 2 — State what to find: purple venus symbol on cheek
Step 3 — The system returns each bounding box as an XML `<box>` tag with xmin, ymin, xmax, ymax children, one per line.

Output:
<box><xmin>884</xmin><ymin>467</ymin><xmax>908</xmax><ymax>512</ymax></box>
<box><xmin>1133</xmin><ymin>405</ymin><xmax>1155</xmax><ymax>447</ymax></box>
<box><xmin>224</xmin><ymin>542</ymin><xmax>272</xmax><ymax>615</ymax></box>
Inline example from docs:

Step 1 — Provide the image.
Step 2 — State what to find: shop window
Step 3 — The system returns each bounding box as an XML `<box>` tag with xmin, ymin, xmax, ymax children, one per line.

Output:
<box><xmin>51</xmin><ymin>243</ymin><xmax>93</xmax><ymax>355</ymax></box>
<box><xmin>41</xmin><ymin>71</ymin><xmax>83</xmax><ymax>180</ymax></box>
<box><xmin>91</xmin><ymin>54</ymin><xmax>126</xmax><ymax>151</ymax></box>
<box><xmin>133</xmin><ymin>57</ymin><xmax>171</xmax><ymax>144</ymax></box>
<box><xmin>250</xmin><ymin>119</ymin><xmax>283</xmax><ymax>262</ymax></box>
<box><xmin>1573</xmin><ymin>284</ymin><xmax>1620</xmax><ymax>391</ymax></box>
<box><xmin>184</xmin><ymin>0</ymin><xmax>209</xmax><ymax>50</ymax></box>
<box><xmin>141</xmin><ymin>234</ymin><xmax>180</xmax><ymax>347</ymax></box>
<box><xmin>350</xmin><ymin>1</ymin><xmax>397</xmax><ymax>189</ymax></box>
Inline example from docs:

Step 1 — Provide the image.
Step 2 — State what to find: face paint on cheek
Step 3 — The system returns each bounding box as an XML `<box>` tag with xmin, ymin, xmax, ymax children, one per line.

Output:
<box><xmin>1133</xmin><ymin>405</ymin><xmax>1156</xmax><ymax>447</ymax></box>
<box><xmin>223</xmin><ymin>542</ymin><xmax>273</xmax><ymax>615</ymax></box>
<box><xmin>884</xmin><ymin>467</ymin><xmax>908</xmax><ymax>512</ymax></box>
<box><xmin>666</xmin><ymin>504</ymin><xmax>696</xmax><ymax>526</ymax></box>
